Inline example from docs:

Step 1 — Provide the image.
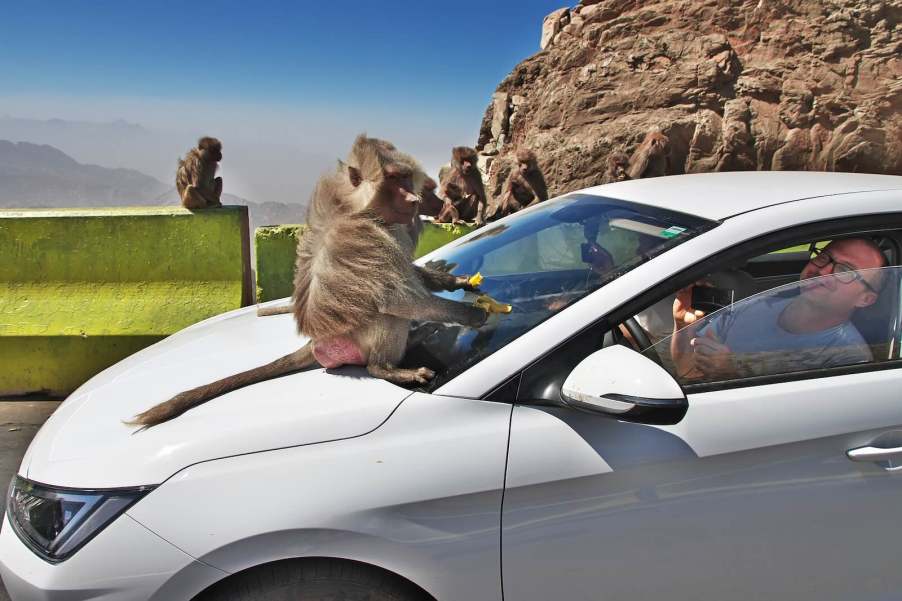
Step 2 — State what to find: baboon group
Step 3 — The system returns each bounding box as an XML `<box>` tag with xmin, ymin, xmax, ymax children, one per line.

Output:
<box><xmin>175</xmin><ymin>130</ymin><xmax>670</xmax><ymax>223</ymax></box>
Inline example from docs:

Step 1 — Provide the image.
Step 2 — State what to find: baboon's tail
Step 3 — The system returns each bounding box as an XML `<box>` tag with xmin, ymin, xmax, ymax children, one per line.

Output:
<box><xmin>256</xmin><ymin>303</ymin><xmax>293</xmax><ymax>316</ymax></box>
<box><xmin>124</xmin><ymin>344</ymin><xmax>317</xmax><ymax>429</ymax></box>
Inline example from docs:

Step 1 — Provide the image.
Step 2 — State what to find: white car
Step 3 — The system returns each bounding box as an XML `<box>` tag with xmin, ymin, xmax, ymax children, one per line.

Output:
<box><xmin>3</xmin><ymin>171</ymin><xmax>902</xmax><ymax>601</ymax></box>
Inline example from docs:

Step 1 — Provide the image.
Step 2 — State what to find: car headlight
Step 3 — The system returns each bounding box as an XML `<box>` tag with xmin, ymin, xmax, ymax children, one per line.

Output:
<box><xmin>6</xmin><ymin>475</ymin><xmax>153</xmax><ymax>563</ymax></box>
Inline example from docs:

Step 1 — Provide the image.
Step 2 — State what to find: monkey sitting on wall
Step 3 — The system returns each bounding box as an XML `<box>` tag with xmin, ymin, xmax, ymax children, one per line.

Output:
<box><xmin>628</xmin><ymin>131</ymin><xmax>669</xmax><ymax>179</ymax></box>
<box><xmin>176</xmin><ymin>137</ymin><xmax>223</xmax><ymax>209</ymax></box>
<box><xmin>128</xmin><ymin>137</ymin><xmax>490</xmax><ymax>428</ymax></box>
<box><xmin>488</xmin><ymin>148</ymin><xmax>549</xmax><ymax>221</ymax></box>
<box><xmin>418</xmin><ymin>176</ymin><xmax>445</xmax><ymax>218</ymax></box>
<box><xmin>434</xmin><ymin>182</ymin><xmax>464</xmax><ymax>224</ymax></box>
<box><xmin>439</xmin><ymin>146</ymin><xmax>488</xmax><ymax>225</ymax></box>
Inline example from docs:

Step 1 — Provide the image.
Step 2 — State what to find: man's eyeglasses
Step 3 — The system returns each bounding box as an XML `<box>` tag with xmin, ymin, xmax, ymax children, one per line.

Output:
<box><xmin>809</xmin><ymin>248</ymin><xmax>878</xmax><ymax>293</ymax></box>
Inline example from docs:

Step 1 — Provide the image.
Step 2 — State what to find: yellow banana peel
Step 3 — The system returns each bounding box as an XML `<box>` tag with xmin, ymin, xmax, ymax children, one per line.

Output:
<box><xmin>474</xmin><ymin>294</ymin><xmax>512</xmax><ymax>314</ymax></box>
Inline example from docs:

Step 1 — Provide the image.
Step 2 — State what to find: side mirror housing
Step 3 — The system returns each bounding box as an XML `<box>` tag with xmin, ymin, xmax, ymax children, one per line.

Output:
<box><xmin>561</xmin><ymin>346</ymin><xmax>687</xmax><ymax>425</ymax></box>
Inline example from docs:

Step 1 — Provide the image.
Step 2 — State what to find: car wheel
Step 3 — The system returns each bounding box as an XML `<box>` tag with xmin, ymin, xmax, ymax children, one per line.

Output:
<box><xmin>195</xmin><ymin>558</ymin><xmax>431</xmax><ymax>601</ymax></box>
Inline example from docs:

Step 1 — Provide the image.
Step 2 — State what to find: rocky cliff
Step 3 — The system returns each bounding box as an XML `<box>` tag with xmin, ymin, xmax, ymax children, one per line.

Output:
<box><xmin>476</xmin><ymin>0</ymin><xmax>901</xmax><ymax>199</ymax></box>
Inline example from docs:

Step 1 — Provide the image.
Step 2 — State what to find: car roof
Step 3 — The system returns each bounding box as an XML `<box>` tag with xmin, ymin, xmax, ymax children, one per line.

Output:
<box><xmin>577</xmin><ymin>171</ymin><xmax>902</xmax><ymax>221</ymax></box>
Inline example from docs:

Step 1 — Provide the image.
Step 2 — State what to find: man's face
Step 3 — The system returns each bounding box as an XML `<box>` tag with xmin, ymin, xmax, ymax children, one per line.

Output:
<box><xmin>799</xmin><ymin>239</ymin><xmax>882</xmax><ymax>312</ymax></box>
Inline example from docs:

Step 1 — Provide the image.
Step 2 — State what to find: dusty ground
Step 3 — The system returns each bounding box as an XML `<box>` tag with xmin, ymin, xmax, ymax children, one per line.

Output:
<box><xmin>0</xmin><ymin>401</ymin><xmax>62</xmax><ymax>601</ymax></box>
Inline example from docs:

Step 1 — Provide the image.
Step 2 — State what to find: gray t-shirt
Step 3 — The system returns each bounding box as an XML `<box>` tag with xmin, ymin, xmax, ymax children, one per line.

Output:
<box><xmin>698</xmin><ymin>295</ymin><xmax>872</xmax><ymax>377</ymax></box>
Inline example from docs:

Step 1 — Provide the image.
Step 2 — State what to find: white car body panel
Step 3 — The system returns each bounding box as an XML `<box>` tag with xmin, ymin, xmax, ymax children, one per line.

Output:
<box><xmin>23</xmin><ymin>306</ymin><xmax>409</xmax><ymax>488</ymax></box>
<box><xmin>0</xmin><ymin>512</ymin><xmax>226</xmax><ymax>601</ymax></box>
<box><xmin>126</xmin><ymin>393</ymin><xmax>512</xmax><ymax>601</ymax></box>
<box><xmin>503</xmin><ymin>371</ymin><xmax>902</xmax><ymax>601</ymax></box>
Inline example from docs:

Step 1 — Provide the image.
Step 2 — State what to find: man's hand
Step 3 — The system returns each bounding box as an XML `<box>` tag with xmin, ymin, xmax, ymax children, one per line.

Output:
<box><xmin>673</xmin><ymin>283</ymin><xmax>707</xmax><ymax>329</ymax></box>
<box><xmin>691</xmin><ymin>329</ymin><xmax>737</xmax><ymax>379</ymax></box>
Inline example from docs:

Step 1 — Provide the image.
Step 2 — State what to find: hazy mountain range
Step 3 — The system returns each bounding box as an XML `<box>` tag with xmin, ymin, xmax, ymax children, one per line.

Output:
<box><xmin>0</xmin><ymin>139</ymin><xmax>305</xmax><ymax>231</ymax></box>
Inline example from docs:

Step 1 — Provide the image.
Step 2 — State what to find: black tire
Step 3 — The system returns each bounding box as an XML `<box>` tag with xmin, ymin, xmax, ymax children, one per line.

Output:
<box><xmin>195</xmin><ymin>558</ymin><xmax>432</xmax><ymax>601</ymax></box>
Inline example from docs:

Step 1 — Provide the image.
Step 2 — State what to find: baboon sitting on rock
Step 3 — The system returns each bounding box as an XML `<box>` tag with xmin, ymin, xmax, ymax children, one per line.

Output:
<box><xmin>602</xmin><ymin>151</ymin><xmax>631</xmax><ymax>184</ymax></box>
<box><xmin>628</xmin><ymin>131</ymin><xmax>669</xmax><ymax>179</ymax></box>
<box><xmin>488</xmin><ymin>148</ymin><xmax>548</xmax><ymax>221</ymax></box>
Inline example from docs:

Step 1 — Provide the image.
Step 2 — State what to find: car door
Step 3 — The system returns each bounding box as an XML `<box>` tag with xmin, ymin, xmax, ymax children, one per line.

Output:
<box><xmin>501</xmin><ymin>261</ymin><xmax>902</xmax><ymax>601</ymax></box>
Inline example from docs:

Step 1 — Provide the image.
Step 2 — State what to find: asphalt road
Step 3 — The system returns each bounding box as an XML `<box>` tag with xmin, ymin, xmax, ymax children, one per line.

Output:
<box><xmin>0</xmin><ymin>401</ymin><xmax>62</xmax><ymax>601</ymax></box>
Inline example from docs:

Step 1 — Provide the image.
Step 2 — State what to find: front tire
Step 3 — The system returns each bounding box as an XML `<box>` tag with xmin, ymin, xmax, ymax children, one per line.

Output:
<box><xmin>195</xmin><ymin>558</ymin><xmax>432</xmax><ymax>601</ymax></box>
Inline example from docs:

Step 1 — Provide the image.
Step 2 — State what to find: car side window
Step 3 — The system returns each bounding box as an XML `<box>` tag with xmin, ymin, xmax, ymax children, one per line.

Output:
<box><xmin>644</xmin><ymin>260</ymin><xmax>900</xmax><ymax>387</ymax></box>
<box><xmin>637</xmin><ymin>238</ymin><xmax>902</xmax><ymax>384</ymax></box>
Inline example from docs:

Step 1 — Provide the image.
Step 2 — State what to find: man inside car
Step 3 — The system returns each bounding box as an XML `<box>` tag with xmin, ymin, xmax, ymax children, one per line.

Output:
<box><xmin>670</xmin><ymin>237</ymin><xmax>887</xmax><ymax>382</ymax></box>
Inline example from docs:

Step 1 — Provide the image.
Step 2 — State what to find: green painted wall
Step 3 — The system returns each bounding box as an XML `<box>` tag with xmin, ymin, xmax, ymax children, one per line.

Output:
<box><xmin>254</xmin><ymin>221</ymin><xmax>477</xmax><ymax>302</ymax></box>
<box><xmin>254</xmin><ymin>224</ymin><xmax>305</xmax><ymax>303</ymax></box>
<box><xmin>0</xmin><ymin>206</ymin><xmax>252</xmax><ymax>397</ymax></box>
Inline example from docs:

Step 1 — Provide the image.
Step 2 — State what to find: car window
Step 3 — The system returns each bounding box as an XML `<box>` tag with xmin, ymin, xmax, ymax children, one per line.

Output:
<box><xmin>644</xmin><ymin>265</ymin><xmax>901</xmax><ymax>386</ymax></box>
<box><xmin>405</xmin><ymin>194</ymin><xmax>715</xmax><ymax>390</ymax></box>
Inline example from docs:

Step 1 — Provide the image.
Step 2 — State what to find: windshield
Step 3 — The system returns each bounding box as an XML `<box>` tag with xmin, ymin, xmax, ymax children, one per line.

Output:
<box><xmin>404</xmin><ymin>193</ymin><xmax>715</xmax><ymax>390</ymax></box>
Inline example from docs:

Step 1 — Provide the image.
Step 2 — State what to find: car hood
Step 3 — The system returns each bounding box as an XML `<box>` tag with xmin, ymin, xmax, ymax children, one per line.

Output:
<box><xmin>22</xmin><ymin>304</ymin><xmax>411</xmax><ymax>488</ymax></box>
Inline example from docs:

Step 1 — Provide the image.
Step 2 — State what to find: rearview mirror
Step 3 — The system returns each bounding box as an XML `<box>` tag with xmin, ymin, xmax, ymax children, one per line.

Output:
<box><xmin>561</xmin><ymin>346</ymin><xmax>687</xmax><ymax>425</ymax></box>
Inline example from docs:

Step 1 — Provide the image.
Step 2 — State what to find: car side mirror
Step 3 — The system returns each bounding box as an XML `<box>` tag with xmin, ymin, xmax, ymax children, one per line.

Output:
<box><xmin>561</xmin><ymin>346</ymin><xmax>687</xmax><ymax>425</ymax></box>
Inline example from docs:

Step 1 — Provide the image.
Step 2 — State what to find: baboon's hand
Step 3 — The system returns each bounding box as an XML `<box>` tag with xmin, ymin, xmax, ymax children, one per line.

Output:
<box><xmin>424</xmin><ymin>259</ymin><xmax>457</xmax><ymax>273</ymax></box>
<box><xmin>455</xmin><ymin>272</ymin><xmax>483</xmax><ymax>292</ymax></box>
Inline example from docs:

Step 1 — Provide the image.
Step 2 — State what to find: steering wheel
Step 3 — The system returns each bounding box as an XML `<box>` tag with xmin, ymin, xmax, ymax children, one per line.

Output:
<box><xmin>622</xmin><ymin>316</ymin><xmax>660</xmax><ymax>364</ymax></box>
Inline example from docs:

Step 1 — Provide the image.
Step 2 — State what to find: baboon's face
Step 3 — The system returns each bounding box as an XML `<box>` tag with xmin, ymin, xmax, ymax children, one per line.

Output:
<box><xmin>201</xmin><ymin>144</ymin><xmax>223</xmax><ymax>162</ymax></box>
<box><xmin>647</xmin><ymin>133</ymin><xmax>668</xmax><ymax>157</ymax></box>
<box><xmin>518</xmin><ymin>160</ymin><xmax>532</xmax><ymax>176</ymax></box>
<box><xmin>375</xmin><ymin>165</ymin><xmax>419</xmax><ymax>224</ymax></box>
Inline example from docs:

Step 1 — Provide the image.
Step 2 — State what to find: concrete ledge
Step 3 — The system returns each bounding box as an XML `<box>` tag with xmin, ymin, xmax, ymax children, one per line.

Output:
<box><xmin>254</xmin><ymin>221</ymin><xmax>478</xmax><ymax>303</ymax></box>
<box><xmin>0</xmin><ymin>206</ymin><xmax>253</xmax><ymax>397</ymax></box>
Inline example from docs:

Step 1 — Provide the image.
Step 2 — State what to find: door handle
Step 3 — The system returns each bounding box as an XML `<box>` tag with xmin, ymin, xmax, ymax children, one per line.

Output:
<box><xmin>847</xmin><ymin>445</ymin><xmax>902</xmax><ymax>463</ymax></box>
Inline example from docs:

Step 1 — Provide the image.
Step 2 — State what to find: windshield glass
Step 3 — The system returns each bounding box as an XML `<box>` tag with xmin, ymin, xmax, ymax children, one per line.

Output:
<box><xmin>405</xmin><ymin>194</ymin><xmax>715</xmax><ymax>390</ymax></box>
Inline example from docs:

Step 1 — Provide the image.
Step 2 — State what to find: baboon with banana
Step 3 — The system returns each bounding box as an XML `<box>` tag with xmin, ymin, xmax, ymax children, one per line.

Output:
<box><xmin>176</xmin><ymin>137</ymin><xmax>223</xmax><ymax>209</ymax></box>
<box><xmin>257</xmin><ymin>136</ymin><xmax>475</xmax><ymax>316</ymax></box>
<box><xmin>128</xmin><ymin>136</ymin><xmax>486</xmax><ymax>428</ymax></box>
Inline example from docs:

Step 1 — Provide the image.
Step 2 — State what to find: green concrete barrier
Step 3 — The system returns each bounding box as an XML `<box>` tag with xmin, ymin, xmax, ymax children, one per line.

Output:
<box><xmin>0</xmin><ymin>206</ymin><xmax>253</xmax><ymax>397</ymax></box>
<box><xmin>254</xmin><ymin>221</ymin><xmax>478</xmax><ymax>303</ymax></box>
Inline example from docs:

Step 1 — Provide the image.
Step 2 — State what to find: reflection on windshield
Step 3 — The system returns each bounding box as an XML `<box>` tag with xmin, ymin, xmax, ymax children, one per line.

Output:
<box><xmin>644</xmin><ymin>266</ymin><xmax>900</xmax><ymax>385</ymax></box>
<box><xmin>402</xmin><ymin>194</ymin><xmax>715</xmax><ymax>390</ymax></box>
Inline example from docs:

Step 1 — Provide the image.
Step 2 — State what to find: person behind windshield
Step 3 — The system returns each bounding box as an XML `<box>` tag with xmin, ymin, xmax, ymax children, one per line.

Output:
<box><xmin>671</xmin><ymin>238</ymin><xmax>887</xmax><ymax>381</ymax></box>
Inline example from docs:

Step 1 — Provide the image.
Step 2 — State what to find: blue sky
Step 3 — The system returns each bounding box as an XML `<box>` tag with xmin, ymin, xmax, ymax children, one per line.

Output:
<box><xmin>0</xmin><ymin>1</ymin><xmax>567</xmax><ymax>203</ymax></box>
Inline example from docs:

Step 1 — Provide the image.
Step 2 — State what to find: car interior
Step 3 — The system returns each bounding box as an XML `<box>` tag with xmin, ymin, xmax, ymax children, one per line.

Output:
<box><xmin>618</xmin><ymin>231</ymin><xmax>902</xmax><ymax>363</ymax></box>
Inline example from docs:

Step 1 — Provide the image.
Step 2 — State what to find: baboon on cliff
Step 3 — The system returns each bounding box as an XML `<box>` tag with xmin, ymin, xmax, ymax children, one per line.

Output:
<box><xmin>628</xmin><ymin>131</ymin><xmax>670</xmax><ymax>179</ymax></box>
<box><xmin>176</xmin><ymin>137</ymin><xmax>223</xmax><ymax>209</ymax></box>
<box><xmin>488</xmin><ymin>148</ymin><xmax>548</xmax><ymax>220</ymax></box>
<box><xmin>435</xmin><ymin>181</ymin><xmax>464</xmax><ymax>224</ymax></box>
<box><xmin>128</xmin><ymin>137</ymin><xmax>487</xmax><ymax>428</ymax></box>
<box><xmin>602</xmin><ymin>151</ymin><xmax>631</xmax><ymax>184</ymax></box>
<box><xmin>439</xmin><ymin>146</ymin><xmax>488</xmax><ymax>225</ymax></box>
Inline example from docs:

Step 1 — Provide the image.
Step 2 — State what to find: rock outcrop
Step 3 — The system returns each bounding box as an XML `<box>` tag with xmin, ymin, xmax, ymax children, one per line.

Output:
<box><xmin>477</xmin><ymin>0</ymin><xmax>901</xmax><ymax>199</ymax></box>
